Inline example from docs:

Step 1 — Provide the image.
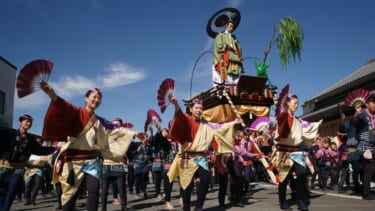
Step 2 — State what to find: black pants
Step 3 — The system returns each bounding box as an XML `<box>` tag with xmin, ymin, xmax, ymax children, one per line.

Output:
<box><xmin>25</xmin><ymin>174</ymin><xmax>42</xmax><ymax>203</ymax></box>
<box><xmin>242</xmin><ymin>165</ymin><xmax>251</xmax><ymax>192</ymax></box>
<box><xmin>55</xmin><ymin>182</ymin><xmax>62</xmax><ymax>209</ymax></box>
<box><xmin>163</xmin><ymin>169</ymin><xmax>173</xmax><ymax>202</ymax></box>
<box><xmin>218</xmin><ymin>173</ymin><xmax>228</xmax><ymax>206</ymax></box>
<box><xmin>338</xmin><ymin>159</ymin><xmax>360</xmax><ymax>191</ymax></box>
<box><xmin>361</xmin><ymin>158</ymin><xmax>375</xmax><ymax>197</ymax></box>
<box><xmin>135</xmin><ymin>170</ymin><xmax>148</xmax><ymax>194</ymax></box>
<box><xmin>0</xmin><ymin>168</ymin><xmax>24</xmax><ymax>211</ymax></box>
<box><xmin>63</xmin><ymin>174</ymin><xmax>100</xmax><ymax>211</ymax></box>
<box><xmin>230</xmin><ymin>174</ymin><xmax>243</xmax><ymax>204</ymax></box>
<box><xmin>278</xmin><ymin>163</ymin><xmax>307</xmax><ymax>203</ymax></box>
<box><xmin>180</xmin><ymin>166</ymin><xmax>211</xmax><ymax>211</ymax></box>
<box><xmin>153</xmin><ymin>171</ymin><xmax>163</xmax><ymax>195</ymax></box>
<box><xmin>101</xmin><ymin>165</ymin><xmax>127</xmax><ymax>211</ymax></box>
<box><xmin>127</xmin><ymin>165</ymin><xmax>135</xmax><ymax>193</ymax></box>
<box><xmin>42</xmin><ymin>166</ymin><xmax>53</xmax><ymax>194</ymax></box>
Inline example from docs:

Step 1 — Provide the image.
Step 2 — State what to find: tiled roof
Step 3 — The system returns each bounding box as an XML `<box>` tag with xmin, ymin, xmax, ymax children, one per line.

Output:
<box><xmin>309</xmin><ymin>59</ymin><xmax>375</xmax><ymax>101</ymax></box>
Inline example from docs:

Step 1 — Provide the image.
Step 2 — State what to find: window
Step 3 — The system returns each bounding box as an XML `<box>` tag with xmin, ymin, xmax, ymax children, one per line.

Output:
<box><xmin>0</xmin><ymin>91</ymin><xmax>5</xmax><ymax>114</ymax></box>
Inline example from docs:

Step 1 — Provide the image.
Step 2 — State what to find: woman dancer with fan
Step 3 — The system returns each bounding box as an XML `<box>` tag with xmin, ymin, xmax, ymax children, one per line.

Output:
<box><xmin>272</xmin><ymin>92</ymin><xmax>322</xmax><ymax>211</ymax></box>
<box><xmin>166</xmin><ymin>95</ymin><xmax>243</xmax><ymax>211</ymax></box>
<box><xmin>39</xmin><ymin>81</ymin><xmax>146</xmax><ymax>211</ymax></box>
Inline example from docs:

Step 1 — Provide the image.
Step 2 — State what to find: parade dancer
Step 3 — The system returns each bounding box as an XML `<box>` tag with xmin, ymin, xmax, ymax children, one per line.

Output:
<box><xmin>272</xmin><ymin>94</ymin><xmax>322</xmax><ymax>211</ymax></box>
<box><xmin>354</xmin><ymin>94</ymin><xmax>375</xmax><ymax>200</ymax></box>
<box><xmin>149</xmin><ymin>123</ymin><xmax>165</xmax><ymax>202</ymax></box>
<box><xmin>167</xmin><ymin>96</ymin><xmax>243</xmax><ymax>211</ymax></box>
<box><xmin>240</xmin><ymin>129</ymin><xmax>259</xmax><ymax>193</ymax></box>
<box><xmin>337</xmin><ymin>98</ymin><xmax>363</xmax><ymax>194</ymax></box>
<box><xmin>40</xmin><ymin>81</ymin><xmax>145</xmax><ymax>211</ymax></box>
<box><xmin>0</xmin><ymin>114</ymin><xmax>56</xmax><ymax>211</ymax></box>
<box><xmin>150</xmin><ymin>121</ymin><xmax>178</xmax><ymax>210</ymax></box>
<box><xmin>24</xmin><ymin>153</ymin><xmax>50</xmax><ymax>205</ymax></box>
<box><xmin>101</xmin><ymin>118</ymin><xmax>129</xmax><ymax>211</ymax></box>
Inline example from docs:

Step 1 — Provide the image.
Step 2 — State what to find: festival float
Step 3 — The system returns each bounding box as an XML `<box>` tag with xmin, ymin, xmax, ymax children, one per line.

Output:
<box><xmin>156</xmin><ymin>8</ymin><xmax>304</xmax><ymax>185</ymax></box>
<box><xmin>179</xmin><ymin>8</ymin><xmax>304</xmax><ymax>127</ymax></box>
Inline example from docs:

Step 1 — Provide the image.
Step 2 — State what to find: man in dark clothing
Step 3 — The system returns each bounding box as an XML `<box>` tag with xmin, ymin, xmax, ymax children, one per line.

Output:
<box><xmin>354</xmin><ymin>95</ymin><xmax>375</xmax><ymax>200</ymax></box>
<box><xmin>0</xmin><ymin>114</ymin><xmax>56</xmax><ymax>211</ymax></box>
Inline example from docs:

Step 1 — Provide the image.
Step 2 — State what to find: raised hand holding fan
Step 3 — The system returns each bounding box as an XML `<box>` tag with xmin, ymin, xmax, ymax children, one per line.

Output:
<box><xmin>16</xmin><ymin>59</ymin><xmax>54</xmax><ymax>98</ymax></box>
<box><xmin>344</xmin><ymin>88</ymin><xmax>371</xmax><ymax>107</ymax></box>
<box><xmin>275</xmin><ymin>84</ymin><xmax>289</xmax><ymax>117</ymax></box>
<box><xmin>144</xmin><ymin>119</ymin><xmax>151</xmax><ymax>132</ymax></box>
<box><xmin>147</xmin><ymin>109</ymin><xmax>162</xmax><ymax>124</ymax></box>
<box><xmin>157</xmin><ymin>78</ymin><xmax>176</xmax><ymax>113</ymax></box>
<box><xmin>250</xmin><ymin>116</ymin><xmax>271</xmax><ymax>134</ymax></box>
<box><xmin>123</xmin><ymin>122</ymin><xmax>134</xmax><ymax>129</ymax></box>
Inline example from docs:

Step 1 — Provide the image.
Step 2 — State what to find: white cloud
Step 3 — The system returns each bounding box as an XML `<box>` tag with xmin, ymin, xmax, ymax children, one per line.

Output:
<box><xmin>14</xmin><ymin>90</ymin><xmax>49</xmax><ymax>109</ymax></box>
<box><xmin>98</xmin><ymin>63</ymin><xmax>146</xmax><ymax>88</ymax></box>
<box><xmin>51</xmin><ymin>76</ymin><xmax>96</xmax><ymax>99</ymax></box>
<box><xmin>14</xmin><ymin>62</ymin><xmax>147</xmax><ymax>108</ymax></box>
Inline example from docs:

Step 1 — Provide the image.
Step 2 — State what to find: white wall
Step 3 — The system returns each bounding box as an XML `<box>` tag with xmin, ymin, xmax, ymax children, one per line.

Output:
<box><xmin>0</xmin><ymin>57</ymin><xmax>17</xmax><ymax>128</ymax></box>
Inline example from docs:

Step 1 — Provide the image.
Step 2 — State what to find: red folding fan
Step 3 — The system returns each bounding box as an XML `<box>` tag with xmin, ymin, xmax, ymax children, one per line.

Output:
<box><xmin>147</xmin><ymin>109</ymin><xmax>162</xmax><ymax>124</ymax></box>
<box><xmin>123</xmin><ymin>122</ymin><xmax>134</xmax><ymax>129</ymax></box>
<box><xmin>157</xmin><ymin>78</ymin><xmax>176</xmax><ymax>113</ymax></box>
<box><xmin>16</xmin><ymin>59</ymin><xmax>54</xmax><ymax>98</ymax></box>
<box><xmin>344</xmin><ymin>88</ymin><xmax>371</xmax><ymax>107</ymax></box>
<box><xmin>275</xmin><ymin>84</ymin><xmax>289</xmax><ymax>117</ymax></box>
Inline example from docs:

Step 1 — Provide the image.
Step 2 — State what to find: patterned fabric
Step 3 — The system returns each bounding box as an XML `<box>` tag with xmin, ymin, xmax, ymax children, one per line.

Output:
<box><xmin>272</xmin><ymin>112</ymin><xmax>320</xmax><ymax>183</ymax></box>
<box><xmin>356</xmin><ymin>109</ymin><xmax>375</xmax><ymax>150</ymax></box>
<box><xmin>0</xmin><ymin>129</ymin><xmax>54</xmax><ymax>164</ymax></box>
<box><xmin>164</xmin><ymin>142</ymin><xmax>178</xmax><ymax>165</ymax></box>
<box><xmin>167</xmin><ymin>109</ymin><xmax>236</xmax><ymax>189</ymax></box>
<box><xmin>44</xmin><ymin>97</ymin><xmax>136</xmax><ymax>206</ymax></box>
<box><xmin>133</xmin><ymin>142</ymin><xmax>153</xmax><ymax>174</ymax></box>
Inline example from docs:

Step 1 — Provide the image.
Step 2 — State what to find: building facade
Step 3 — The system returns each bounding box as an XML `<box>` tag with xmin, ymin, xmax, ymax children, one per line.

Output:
<box><xmin>0</xmin><ymin>56</ymin><xmax>17</xmax><ymax>129</ymax></box>
<box><xmin>300</xmin><ymin>58</ymin><xmax>375</xmax><ymax>136</ymax></box>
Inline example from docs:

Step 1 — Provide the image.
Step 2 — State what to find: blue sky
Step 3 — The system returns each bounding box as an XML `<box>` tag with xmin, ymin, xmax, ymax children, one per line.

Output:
<box><xmin>1</xmin><ymin>0</ymin><xmax>374</xmax><ymax>135</ymax></box>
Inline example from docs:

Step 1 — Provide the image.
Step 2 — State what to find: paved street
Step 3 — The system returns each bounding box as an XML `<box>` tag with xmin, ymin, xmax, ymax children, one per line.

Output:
<box><xmin>10</xmin><ymin>181</ymin><xmax>375</xmax><ymax>211</ymax></box>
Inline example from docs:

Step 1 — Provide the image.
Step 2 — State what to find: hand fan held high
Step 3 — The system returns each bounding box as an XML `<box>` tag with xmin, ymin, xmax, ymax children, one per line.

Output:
<box><xmin>157</xmin><ymin>78</ymin><xmax>176</xmax><ymax>113</ymax></box>
<box><xmin>16</xmin><ymin>59</ymin><xmax>54</xmax><ymax>98</ymax></box>
<box><xmin>344</xmin><ymin>88</ymin><xmax>371</xmax><ymax>107</ymax></box>
<box><xmin>250</xmin><ymin>116</ymin><xmax>271</xmax><ymax>133</ymax></box>
<box><xmin>144</xmin><ymin>119</ymin><xmax>151</xmax><ymax>133</ymax></box>
<box><xmin>123</xmin><ymin>122</ymin><xmax>134</xmax><ymax>129</ymax></box>
<box><xmin>147</xmin><ymin>109</ymin><xmax>162</xmax><ymax>124</ymax></box>
<box><xmin>275</xmin><ymin>84</ymin><xmax>289</xmax><ymax>117</ymax></box>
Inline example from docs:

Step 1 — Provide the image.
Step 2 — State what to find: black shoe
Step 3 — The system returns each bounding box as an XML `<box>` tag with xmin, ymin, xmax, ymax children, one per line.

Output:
<box><xmin>297</xmin><ymin>200</ymin><xmax>308</xmax><ymax>211</ymax></box>
<box><xmin>32</xmin><ymin>201</ymin><xmax>37</xmax><ymax>205</ymax></box>
<box><xmin>24</xmin><ymin>201</ymin><xmax>32</xmax><ymax>206</ymax></box>
<box><xmin>363</xmin><ymin>194</ymin><xmax>375</xmax><ymax>200</ymax></box>
<box><xmin>280</xmin><ymin>201</ymin><xmax>290</xmax><ymax>210</ymax></box>
<box><xmin>338</xmin><ymin>186</ymin><xmax>347</xmax><ymax>193</ymax></box>
<box><xmin>233</xmin><ymin>202</ymin><xmax>244</xmax><ymax>207</ymax></box>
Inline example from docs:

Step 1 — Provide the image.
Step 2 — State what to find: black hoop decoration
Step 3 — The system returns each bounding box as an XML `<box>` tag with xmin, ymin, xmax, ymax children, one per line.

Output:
<box><xmin>206</xmin><ymin>7</ymin><xmax>241</xmax><ymax>39</ymax></box>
